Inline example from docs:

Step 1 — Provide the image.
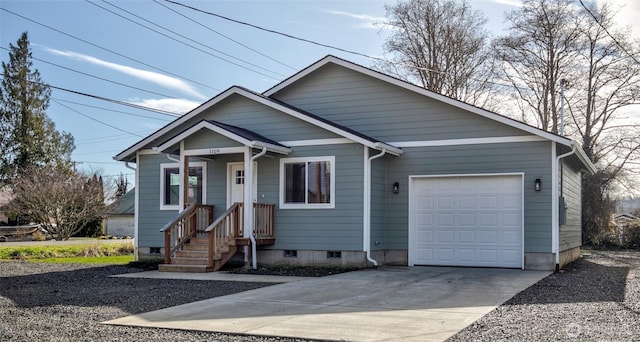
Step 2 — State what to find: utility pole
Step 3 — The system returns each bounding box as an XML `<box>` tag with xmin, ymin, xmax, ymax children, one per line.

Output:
<box><xmin>71</xmin><ymin>161</ymin><xmax>83</xmax><ymax>172</ymax></box>
<box><xmin>559</xmin><ymin>78</ymin><xmax>568</xmax><ymax>136</ymax></box>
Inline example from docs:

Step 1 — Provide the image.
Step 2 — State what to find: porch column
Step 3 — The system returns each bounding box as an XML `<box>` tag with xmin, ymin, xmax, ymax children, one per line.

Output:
<box><xmin>243</xmin><ymin>146</ymin><xmax>253</xmax><ymax>239</ymax></box>
<box><xmin>179</xmin><ymin>141</ymin><xmax>189</xmax><ymax>210</ymax></box>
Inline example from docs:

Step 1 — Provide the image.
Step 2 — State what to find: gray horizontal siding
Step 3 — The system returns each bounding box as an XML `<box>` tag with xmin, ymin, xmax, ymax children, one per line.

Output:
<box><xmin>198</xmin><ymin>95</ymin><xmax>339</xmax><ymax>141</ymax></box>
<box><xmin>137</xmin><ymin>153</ymin><xmax>182</xmax><ymax>248</ymax></box>
<box><xmin>559</xmin><ymin>159</ymin><xmax>582</xmax><ymax>251</ymax></box>
<box><xmin>271</xmin><ymin>63</ymin><xmax>529</xmax><ymax>142</ymax></box>
<box><xmin>383</xmin><ymin>141</ymin><xmax>553</xmax><ymax>253</ymax></box>
<box><xmin>371</xmin><ymin>156</ymin><xmax>386</xmax><ymax>250</ymax></box>
<box><xmin>184</xmin><ymin>130</ymin><xmax>241</xmax><ymax>150</ymax></box>
<box><xmin>267</xmin><ymin>144</ymin><xmax>365</xmax><ymax>251</ymax></box>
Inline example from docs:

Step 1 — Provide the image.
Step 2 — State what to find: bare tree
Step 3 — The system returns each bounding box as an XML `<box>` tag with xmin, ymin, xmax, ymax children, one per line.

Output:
<box><xmin>494</xmin><ymin>0</ymin><xmax>640</xmax><ymax>245</ymax></box>
<box><xmin>566</xmin><ymin>3</ymin><xmax>640</xmax><ymax>170</ymax></box>
<box><xmin>7</xmin><ymin>166</ymin><xmax>105</xmax><ymax>240</ymax></box>
<box><xmin>380</xmin><ymin>0</ymin><xmax>495</xmax><ymax>105</ymax></box>
<box><xmin>493</xmin><ymin>0</ymin><xmax>582</xmax><ymax>133</ymax></box>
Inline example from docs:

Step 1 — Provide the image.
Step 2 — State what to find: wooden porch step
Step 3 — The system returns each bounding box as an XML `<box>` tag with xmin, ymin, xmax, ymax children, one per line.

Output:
<box><xmin>158</xmin><ymin>264</ymin><xmax>212</xmax><ymax>273</ymax></box>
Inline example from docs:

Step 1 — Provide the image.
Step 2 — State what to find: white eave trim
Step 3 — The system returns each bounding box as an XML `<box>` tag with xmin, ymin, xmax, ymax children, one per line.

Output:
<box><xmin>390</xmin><ymin>135</ymin><xmax>546</xmax><ymax>147</ymax></box>
<box><xmin>154</xmin><ymin>120</ymin><xmax>292</xmax><ymax>155</ymax></box>
<box><xmin>264</xmin><ymin>56</ymin><xmax>574</xmax><ymax>147</ymax></box>
<box><xmin>114</xmin><ymin>85</ymin><xmax>401</xmax><ymax>160</ymax></box>
<box><xmin>571</xmin><ymin>141</ymin><xmax>597</xmax><ymax>174</ymax></box>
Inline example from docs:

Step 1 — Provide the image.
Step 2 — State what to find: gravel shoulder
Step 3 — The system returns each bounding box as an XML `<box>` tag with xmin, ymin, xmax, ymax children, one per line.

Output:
<box><xmin>449</xmin><ymin>249</ymin><xmax>640</xmax><ymax>341</ymax></box>
<box><xmin>1</xmin><ymin>250</ymin><xmax>638</xmax><ymax>341</ymax></box>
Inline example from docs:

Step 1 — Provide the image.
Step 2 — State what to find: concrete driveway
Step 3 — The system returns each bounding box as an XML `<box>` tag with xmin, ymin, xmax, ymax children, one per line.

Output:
<box><xmin>105</xmin><ymin>266</ymin><xmax>549</xmax><ymax>342</ymax></box>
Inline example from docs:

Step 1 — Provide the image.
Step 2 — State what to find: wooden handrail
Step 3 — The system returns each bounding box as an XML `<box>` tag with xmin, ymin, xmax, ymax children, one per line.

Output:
<box><xmin>205</xmin><ymin>203</ymin><xmax>242</xmax><ymax>267</ymax></box>
<box><xmin>161</xmin><ymin>204</ymin><xmax>213</xmax><ymax>264</ymax></box>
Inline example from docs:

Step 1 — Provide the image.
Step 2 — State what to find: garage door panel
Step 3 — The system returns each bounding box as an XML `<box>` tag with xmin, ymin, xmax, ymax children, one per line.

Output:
<box><xmin>412</xmin><ymin>175</ymin><xmax>523</xmax><ymax>268</ymax></box>
<box><xmin>478</xmin><ymin>230</ymin><xmax>497</xmax><ymax>243</ymax></box>
<box><xmin>436</xmin><ymin>230</ymin><xmax>454</xmax><ymax>243</ymax></box>
<box><xmin>459</xmin><ymin>230</ymin><xmax>475</xmax><ymax>242</ymax></box>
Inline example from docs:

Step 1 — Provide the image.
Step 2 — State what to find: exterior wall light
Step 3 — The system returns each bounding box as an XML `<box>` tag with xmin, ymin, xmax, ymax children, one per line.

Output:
<box><xmin>535</xmin><ymin>178</ymin><xmax>541</xmax><ymax>191</ymax></box>
<box><xmin>393</xmin><ymin>182</ymin><xmax>399</xmax><ymax>194</ymax></box>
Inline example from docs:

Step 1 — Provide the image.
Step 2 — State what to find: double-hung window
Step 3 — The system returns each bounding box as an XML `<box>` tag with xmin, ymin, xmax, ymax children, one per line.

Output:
<box><xmin>280</xmin><ymin>156</ymin><xmax>335</xmax><ymax>209</ymax></box>
<box><xmin>160</xmin><ymin>162</ymin><xmax>206</xmax><ymax>210</ymax></box>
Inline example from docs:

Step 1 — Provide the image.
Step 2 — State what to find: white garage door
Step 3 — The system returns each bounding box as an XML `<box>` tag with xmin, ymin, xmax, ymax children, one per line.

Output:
<box><xmin>410</xmin><ymin>175</ymin><xmax>523</xmax><ymax>268</ymax></box>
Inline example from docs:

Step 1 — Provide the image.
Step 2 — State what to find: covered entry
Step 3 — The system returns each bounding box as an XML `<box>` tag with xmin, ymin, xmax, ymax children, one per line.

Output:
<box><xmin>409</xmin><ymin>174</ymin><xmax>524</xmax><ymax>268</ymax></box>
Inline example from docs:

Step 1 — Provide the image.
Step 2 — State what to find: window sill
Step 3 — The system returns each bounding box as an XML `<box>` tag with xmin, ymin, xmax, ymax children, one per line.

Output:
<box><xmin>279</xmin><ymin>203</ymin><xmax>335</xmax><ymax>209</ymax></box>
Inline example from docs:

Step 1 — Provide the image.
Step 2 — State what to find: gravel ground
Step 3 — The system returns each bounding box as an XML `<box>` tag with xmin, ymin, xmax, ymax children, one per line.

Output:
<box><xmin>1</xmin><ymin>250</ymin><xmax>638</xmax><ymax>341</ymax></box>
<box><xmin>449</xmin><ymin>250</ymin><xmax>640</xmax><ymax>341</ymax></box>
<box><xmin>0</xmin><ymin>261</ymin><xmax>317</xmax><ymax>342</ymax></box>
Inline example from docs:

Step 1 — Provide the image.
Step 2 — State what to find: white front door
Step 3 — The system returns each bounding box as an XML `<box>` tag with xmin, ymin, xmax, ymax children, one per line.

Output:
<box><xmin>227</xmin><ymin>162</ymin><xmax>258</xmax><ymax>207</ymax></box>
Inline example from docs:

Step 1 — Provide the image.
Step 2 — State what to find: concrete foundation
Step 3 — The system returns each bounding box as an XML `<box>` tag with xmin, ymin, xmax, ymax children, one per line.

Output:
<box><xmin>524</xmin><ymin>252</ymin><xmax>555</xmax><ymax>271</ymax></box>
<box><xmin>257</xmin><ymin>249</ymin><xmax>369</xmax><ymax>268</ymax></box>
<box><xmin>559</xmin><ymin>246</ymin><xmax>581</xmax><ymax>268</ymax></box>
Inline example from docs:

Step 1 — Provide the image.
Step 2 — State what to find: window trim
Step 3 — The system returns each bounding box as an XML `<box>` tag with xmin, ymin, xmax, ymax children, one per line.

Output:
<box><xmin>279</xmin><ymin>156</ymin><xmax>335</xmax><ymax>209</ymax></box>
<box><xmin>160</xmin><ymin>162</ymin><xmax>207</xmax><ymax>211</ymax></box>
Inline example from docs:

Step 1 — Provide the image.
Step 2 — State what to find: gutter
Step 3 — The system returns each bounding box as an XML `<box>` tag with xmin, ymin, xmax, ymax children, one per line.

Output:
<box><xmin>249</xmin><ymin>147</ymin><xmax>268</xmax><ymax>270</ymax></box>
<box><xmin>553</xmin><ymin>144</ymin><xmax>577</xmax><ymax>270</ymax></box>
<box><xmin>363</xmin><ymin>148</ymin><xmax>386</xmax><ymax>268</ymax></box>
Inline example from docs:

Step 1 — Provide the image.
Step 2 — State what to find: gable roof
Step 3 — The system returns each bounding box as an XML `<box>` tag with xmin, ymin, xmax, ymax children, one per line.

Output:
<box><xmin>264</xmin><ymin>55</ymin><xmax>596</xmax><ymax>173</ymax></box>
<box><xmin>115</xmin><ymin>85</ymin><xmax>401</xmax><ymax>162</ymax></box>
<box><xmin>155</xmin><ymin>119</ymin><xmax>291</xmax><ymax>155</ymax></box>
<box><xmin>106</xmin><ymin>189</ymin><xmax>135</xmax><ymax>215</ymax></box>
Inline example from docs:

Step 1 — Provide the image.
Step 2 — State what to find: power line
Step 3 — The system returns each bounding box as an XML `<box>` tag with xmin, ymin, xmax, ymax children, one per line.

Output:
<box><xmin>162</xmin><ymin>0</ymin><xmax>521</xmax><ymax>92</ymax></box>
<box><xmin>163</xmin><ymin>0</ymin><xmax>379</xmax><ymax>61</ymax></box>
<box><xmin>153</xmin><ymin>0</ymin><xmax>296</xmax><ymax>71</ymax></box>
<box><xmin>0</xmin><ymin>74</ymin><xmax>184</xmax><ymax>116</ymax></box>
<box><xmin>0</xmin><ymin>46</ymin><xmax>179</xmax><ymax>99</ymax></box>
<box><xmin>52</xmin><ymin>98</ymin><xmax>173</xmax><ymax>121</ymax></box>
<box><xmin>86</xmin><ymin>0</ymin><xmax>284</xmax><ymax>79</ymax></box>
<box><xmin>578</xmin><ymin>0</ymin><xmax>640</xmax><ymax>65</ymax></box>
<box><xmin>53</xmin><ymin>99</ymin><xmax>145</xmax><ymax>137</ymax></box>
<box><xmin>0</xmin><ymin>6</ymin><xmax>219</xmax><ymax>92</ymax></box>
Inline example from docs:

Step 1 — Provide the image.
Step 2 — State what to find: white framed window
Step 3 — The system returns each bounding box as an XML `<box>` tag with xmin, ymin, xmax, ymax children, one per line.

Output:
<box><xmin>160</xmin><ymin>162</ymin><xmax>207</xmax><ymax>210</ymax></box>
<box><xmin>279</xmin><ymin>156</ymin><xmax>335</xmax><ymax>209</ymax></box>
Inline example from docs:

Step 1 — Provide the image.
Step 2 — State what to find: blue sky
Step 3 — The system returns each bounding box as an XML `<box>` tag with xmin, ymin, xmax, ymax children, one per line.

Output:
<box><xmin>1</xmin><ymin>0</ymin><xmax>638</xmax><ymax>190</ymax></box>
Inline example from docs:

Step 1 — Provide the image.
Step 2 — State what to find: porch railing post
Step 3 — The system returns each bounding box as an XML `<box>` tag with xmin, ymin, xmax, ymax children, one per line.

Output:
<box><xmin>164</xmin><ymin>230</ymin><xmax>170</xmax><ymax>264</ymax></box>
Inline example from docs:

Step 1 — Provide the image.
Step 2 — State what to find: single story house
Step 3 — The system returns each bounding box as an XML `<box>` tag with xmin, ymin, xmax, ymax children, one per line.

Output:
<box><xmin>115</xmin><ymin>55</ymin><xmax>595</xmax><ymax>271</ymax></box>
<box><xmin>104</xmin><ymin>189</ymin><xmax>135</xmax><ymax>237</ymax></box>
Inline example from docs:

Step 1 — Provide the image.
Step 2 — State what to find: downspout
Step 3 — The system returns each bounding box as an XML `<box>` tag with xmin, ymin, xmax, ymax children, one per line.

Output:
<box><xmin>124</xmin><ymin>159</ymin><xmax>138</xmax><ymax>260</ymax></box>
<box><xmin>249</xmin><ymin>146</ymin><xmax>268</xmax><ymax>270</ymax></box>
<box><xmin>554</xmin><ymin>144</ymin><xmax>576</xmax><ymax>271</ymax></box>
<box><xmin>364</xmin><ymin>148</ymin><xmax>386</xmax><ymax>268</ymax></box>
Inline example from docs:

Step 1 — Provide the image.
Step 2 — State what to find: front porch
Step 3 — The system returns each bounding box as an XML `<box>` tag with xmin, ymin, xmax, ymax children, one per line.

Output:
<box><xmin>159</xmin><ymin>203</ymin><xmax>275</xmax><ymax>272</ymax></box>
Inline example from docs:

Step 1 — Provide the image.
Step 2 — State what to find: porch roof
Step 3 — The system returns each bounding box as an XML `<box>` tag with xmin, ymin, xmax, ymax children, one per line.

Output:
<box><xmin>155</xmin><ymin>119</ymin><xmax>292</xmax><ymax>155</ymax></box>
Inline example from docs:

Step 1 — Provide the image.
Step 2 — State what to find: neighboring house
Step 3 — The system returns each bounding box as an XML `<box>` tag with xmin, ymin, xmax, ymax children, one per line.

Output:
<box><xmin>614</xmin><ymin>213</ymin><xmax>639</xmax><ymax>226</ymax></box>
<box><xmin>104</xmin><ymin>189</ymin><xmax>135</xmax><ymax>237</ymax></box>
<box><xmin>115</xmin><ymin>55</ymin><xmax>595</xmax><ymax>271</ymax></box>
<box><xmin>0</xmin><ymin>189</ymin><xmax>13</xmax><ymax>225</ymax></box>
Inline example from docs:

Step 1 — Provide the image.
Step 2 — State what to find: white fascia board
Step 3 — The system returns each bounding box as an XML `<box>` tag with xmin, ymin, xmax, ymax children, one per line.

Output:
<box><xmin>571</xmin><ymin>141</ymin><xmax>597</xmax><ymax>174</ymax></box>
<box><xmin>114</xmin><ymin>87</ymin><xmax>249</xmax><ymax>161</ymax></box>
<box><xmin>390</xmin><ymin>135</ymin><xmax>546</xmax><ymax>148</ymax></box>
<box><xmin>264</xmin><ymin>56</ymin><xmax>574</xmax><ymax>147</ymax></box>
<box><xmin>155</xmin><ymin>120</ymin><xmax>254</xmax><ymax>153</ymax></box>
<box><xmin>251</xmin><ymin>141</ymin><xmax>291</xmax><ymax>154</ymax></box>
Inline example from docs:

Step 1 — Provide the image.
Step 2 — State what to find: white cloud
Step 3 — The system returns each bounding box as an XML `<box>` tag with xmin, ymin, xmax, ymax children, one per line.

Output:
<box><xmin>324</xmin><ymin>10</ymin><xmax>392</xmax><ymax>30</ymax></box>
<box><xmin>130</xmin><ymin>98</ymin><xmax>200</xmax><ymax>115</ymax></box>
<box><xmin>595</xmin><ymin>0</ymin><xmax>640</xmax><ymax>36</ymax></box>
<box><xmin>44</xmin><ymin>48</ymin><xmax>207</xmax><ymax>100</ymax></box>
<box><xmin>489</xmin><ymin>0</ymin><xmax>523</xmax><ymax>7</ymax></box>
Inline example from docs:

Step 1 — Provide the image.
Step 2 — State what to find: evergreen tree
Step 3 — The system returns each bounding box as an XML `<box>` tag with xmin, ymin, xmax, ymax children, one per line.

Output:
<box><xmin>0</xmin><ymin>31</ymin><xmax>75</xmax><ymax>182</ymax></box>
